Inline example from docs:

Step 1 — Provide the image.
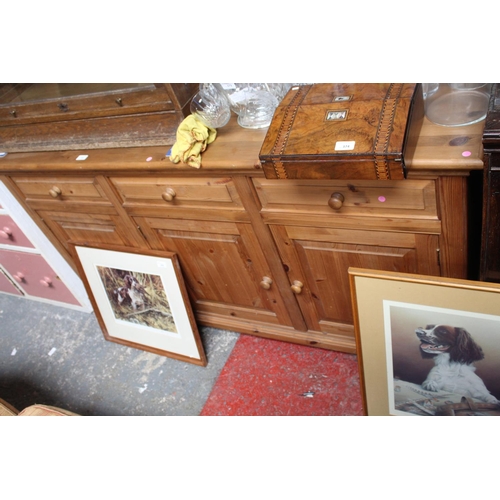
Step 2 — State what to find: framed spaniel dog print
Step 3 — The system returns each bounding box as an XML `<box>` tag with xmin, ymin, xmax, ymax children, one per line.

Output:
<box><xmin>71</xmin><ymin>244</ymin><xmax>207</xmax><ymax>366</ymax></box>
<box><xmin>349</xmin><ymin>268</ymin><xmax>500</xmax><ymax>416</ymax></box>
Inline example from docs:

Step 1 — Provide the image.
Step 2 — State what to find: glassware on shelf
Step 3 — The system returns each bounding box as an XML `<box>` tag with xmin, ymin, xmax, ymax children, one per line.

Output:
<box><xmin>190</xmin><ymin>83</ymin><xmax>231</xmax><ymax>129</ymax></box>
<box><xmin>213</xmin><ymin>83</ymin><xmax>292</xmax><ymax>129</ymax></box>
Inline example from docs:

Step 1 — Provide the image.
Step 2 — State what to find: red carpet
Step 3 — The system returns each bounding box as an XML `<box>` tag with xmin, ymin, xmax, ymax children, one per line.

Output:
<box><xmin>201</xmin><ymin>335</ymin><xmax>364</xmax><ymax>416</ymax></box>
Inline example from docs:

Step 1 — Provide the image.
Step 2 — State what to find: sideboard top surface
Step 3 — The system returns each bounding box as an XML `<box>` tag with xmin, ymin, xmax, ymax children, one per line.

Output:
<box><xmin>0</xmin><ymin>115</ymin><xmax>485</xmax><ymax>176</ymax></box>
<box><xmin>408</xmin><ymin>116</ymin><xmax>485</xmax><ymax>172</ymax></box>
<box><xmin>0</xmin><ymin>116</ymin><xmax>266</xmax><ymax>175</ymax></box>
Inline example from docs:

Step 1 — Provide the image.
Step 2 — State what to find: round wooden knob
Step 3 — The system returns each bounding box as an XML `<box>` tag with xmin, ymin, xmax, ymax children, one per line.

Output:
<box><xmin>291</xmin><ymin>280</ymin><xmax>304</xmax><ymax>294</ymax></box>
<box><xmin>161</xmin><ymin>187</ymin><xmax>176</xmax><ymax>202</ymax></box>
<box><xmin>40</xmin><ymin>277</ymin><xmax>53</xmax><ymax>287</ymax></box>
<box><xmin>260</xmin><ymin>276</ymin><xmax>273</xmax><ymax>290</ymax></box>
<box><xmin>49</xmin><ymin>186</ymin><xmax>62</xmax><ymax>198</ymax></box>
<box><xmin>0</xmin><ymin>227</ymin><xmax>12</xmax><ymax>239</ymax></box>
<box><xmin>328</xmin><ymin>192</ymin><xmax>345</xmax><ymax>210</ymax></box>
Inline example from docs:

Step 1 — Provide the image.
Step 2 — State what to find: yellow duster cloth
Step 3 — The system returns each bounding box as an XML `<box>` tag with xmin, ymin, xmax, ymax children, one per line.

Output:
<box><xmin>169</xmin><ymin>114</ymin><xmax>217</xmax><ymax>168</ymax></box>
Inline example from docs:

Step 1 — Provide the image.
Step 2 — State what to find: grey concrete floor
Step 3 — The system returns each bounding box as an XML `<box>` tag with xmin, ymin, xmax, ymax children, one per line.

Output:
<box><xmin>0</xmin><ymin>294</ymin><xmax>239</xmax><ymax>416</ymax></box>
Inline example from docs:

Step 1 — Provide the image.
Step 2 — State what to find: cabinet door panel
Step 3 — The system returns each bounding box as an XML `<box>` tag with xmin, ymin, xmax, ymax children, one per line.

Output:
<box><xmin>271</xmin><ymin>225</ymin><xmax>438</xmax><ymax>336</ymax></box>
<box><xmin>138</xmin><ymin>217</ymin><xmax>294</xmax><ymax>327</ymax></box>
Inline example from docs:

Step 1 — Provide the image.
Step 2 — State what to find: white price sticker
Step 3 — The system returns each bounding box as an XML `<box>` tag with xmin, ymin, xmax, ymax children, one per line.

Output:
<box><xmin>335</xmin><ymin>141</ymin><xmax>355</xmax><ymax>151</ymax></box>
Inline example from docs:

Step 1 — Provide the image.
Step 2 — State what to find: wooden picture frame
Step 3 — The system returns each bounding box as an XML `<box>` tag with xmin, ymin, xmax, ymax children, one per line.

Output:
<box><xmin>71</xmin><ymin>244</ymin><xmax>207</xmax><ymax>366</ymax></box>
<box><xmin>349</xmin><ymin>268</ymin><xmax>500</xmax><ymax>416</ymax></box>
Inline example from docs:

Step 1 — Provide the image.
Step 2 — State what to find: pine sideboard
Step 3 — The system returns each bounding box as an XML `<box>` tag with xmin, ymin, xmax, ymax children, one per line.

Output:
<box><xmin>0</xmin><ymin>116</ymin><xmax>484</xmax><ymax>353</ymax></box>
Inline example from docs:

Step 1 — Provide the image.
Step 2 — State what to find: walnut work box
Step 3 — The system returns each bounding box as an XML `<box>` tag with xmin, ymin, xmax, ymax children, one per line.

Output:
<box><xmin>259</xmin><ymin>83</ymin><xmax>424</xmax><ymax>180</ymax></box>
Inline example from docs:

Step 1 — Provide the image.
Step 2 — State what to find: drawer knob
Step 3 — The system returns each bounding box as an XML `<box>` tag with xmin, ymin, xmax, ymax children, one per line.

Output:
<box><xmin>0</xmin><ymin>227</ymin><xmax>12</xmax><ymax>239</ymax></box>
<box><xmin>13</xmin><ymin>272</ymin><xmax>25</xmax><ymax>283</ymax></box>
<box><xmin>49</xmin><ymin>186</ymin><xmax>62</xmax><ymax>198</ymax></box>
<box><xmin>260</xmin><ymin>276</ymin><xmax>273</xmax><ymax>290</ymax></box>
<box><xmin>328</xmin><ymin>192</ymin><xmax>345</xmax><ymax>210</ymax></box>
<box><xmin>40</xmin><ymin>277</ymin><xmax>53</xmax><ymax>287</ymax></box>
<box><xmin>162</xmin><ymin>188</ymin><xmax>177</xmax><ymax>202</ymax></box>
<box><xmin>291</xmin><ymin>280</ymin><xmax>304</xmax><ymax>294</ymax></box>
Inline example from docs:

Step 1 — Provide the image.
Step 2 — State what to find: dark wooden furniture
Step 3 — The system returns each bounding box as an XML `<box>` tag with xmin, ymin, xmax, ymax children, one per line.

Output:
<box><xmin>481</xmin><ymin>83</ymin><xmax>500</xmax><ymax>282</ymax></box>
<box><xmin>0</xmin><ymin>83</ymin><xmax>198</xmax><ymax>152</ymax></box>
<box><xmin>0</xmin><ymin>113</ymin><xmax>485</xmax><ymax>354</ymax></box>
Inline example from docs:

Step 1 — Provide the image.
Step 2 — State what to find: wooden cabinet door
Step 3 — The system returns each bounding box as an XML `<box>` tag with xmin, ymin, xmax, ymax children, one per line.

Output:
<box><xmin>134</xmin><ymin>216</ymin><xmax>296</xmax><ymax>330</ymax></box>
<box><xmin>270</xmin><ymin>224</ymin><xmax>440</xmax><ymax>342</ymax></box>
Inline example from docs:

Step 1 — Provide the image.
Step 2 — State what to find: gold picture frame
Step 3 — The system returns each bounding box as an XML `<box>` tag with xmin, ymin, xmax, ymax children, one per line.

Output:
<box><xmin>349</xmin><ymin>268</ymin><xmax>500</xmax><ymax>416</ymax></box>
<box><xmin>71</xmin><ymin>244</ymin><xmax>207</xmax><ymax>366</ymax></box>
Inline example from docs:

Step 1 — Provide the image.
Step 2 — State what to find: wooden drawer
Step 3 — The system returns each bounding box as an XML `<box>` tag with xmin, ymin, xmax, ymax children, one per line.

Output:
<box><xmin>111</xmin><ymin>177</ymin><xmax>248</xmax><ymax>219</ymax></box>
<box><xmin>10</xmin><ymin>176</ymin><xmax>113</xmax><ymax>209</ymax></box>
<box><xmin>253</xmin><ymin>178</ymin><xmax>438</xmax><ymax>223</ymax></box>
<box><xmin>0</xmin><ymin>84</ymin><xmax>176</xmax><ymax>126</ymax></box>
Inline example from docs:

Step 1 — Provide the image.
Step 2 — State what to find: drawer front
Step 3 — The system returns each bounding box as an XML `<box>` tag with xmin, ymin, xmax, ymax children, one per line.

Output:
<box><xmin>253</xmin><ymin>178</ymin><xmax>438</xmax><ymax>219</ymax></box>
<box><xmin>111</xmin><ymin>177</ymin><xmax>246</xmax><ymax>213</ymax></box>
<box><xmin>0</xmin><ymin>214</ymin><xmax>35</xmax><ymax>248</ymax></box>
<box><xmin>0</xmin><ymin>248</ymin><xmax>81</xmax><ymax>305</ymax></box>
<box><xmin>0</xmin><ymin>268</ymin><xmax>23</xmax><ymax>296</ymax></box>
<box><xmin>11</xmin><ymin>176</ymin><xmax>113</xmax><ymax>207</ymax></box>
<box><xmin>0</xmin><ymin>84</ymin><xmax>175</xmax><ymax>126</ymax></box>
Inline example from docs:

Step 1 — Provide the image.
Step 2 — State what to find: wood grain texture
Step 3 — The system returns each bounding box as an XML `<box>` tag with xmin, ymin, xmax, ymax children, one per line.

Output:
<box><xmin>0</xmin><ymin>83</ymin><xmax>198</xmax><ymax>152</ymax></box>
<box><xmin>269</xmin><ymin>223</ymin><xmax>424</xmax><ymax>339</ymax></box>
<box><xmin>407</xmin><ymin>117</ymin><xmax>484</xmax><ymax>171</ymax></box>
<box><xmin>140</xmin><ymin>216</ymin><xmax>295</xmax><ymax>328</ymax></box>
<box><xmin>259</xmin><ymin>83</ymin><xmax>419</xmax><ymax>180</ymax></box>
<box><xmin>436</xmin><ymin>175</ymin><xmax>468</xmax><ymax>278</ymax></box>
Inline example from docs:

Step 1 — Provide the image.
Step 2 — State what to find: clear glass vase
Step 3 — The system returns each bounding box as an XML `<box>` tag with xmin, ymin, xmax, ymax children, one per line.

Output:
<box><xmin>190</xmin><ymin>83</ymin><xmax>231</xmax><ymax>129</ymax></box>
<box><xmin>214</xmin><ymin>83</ymin><xmax>290</xmax><ymax>129</ymax></box>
